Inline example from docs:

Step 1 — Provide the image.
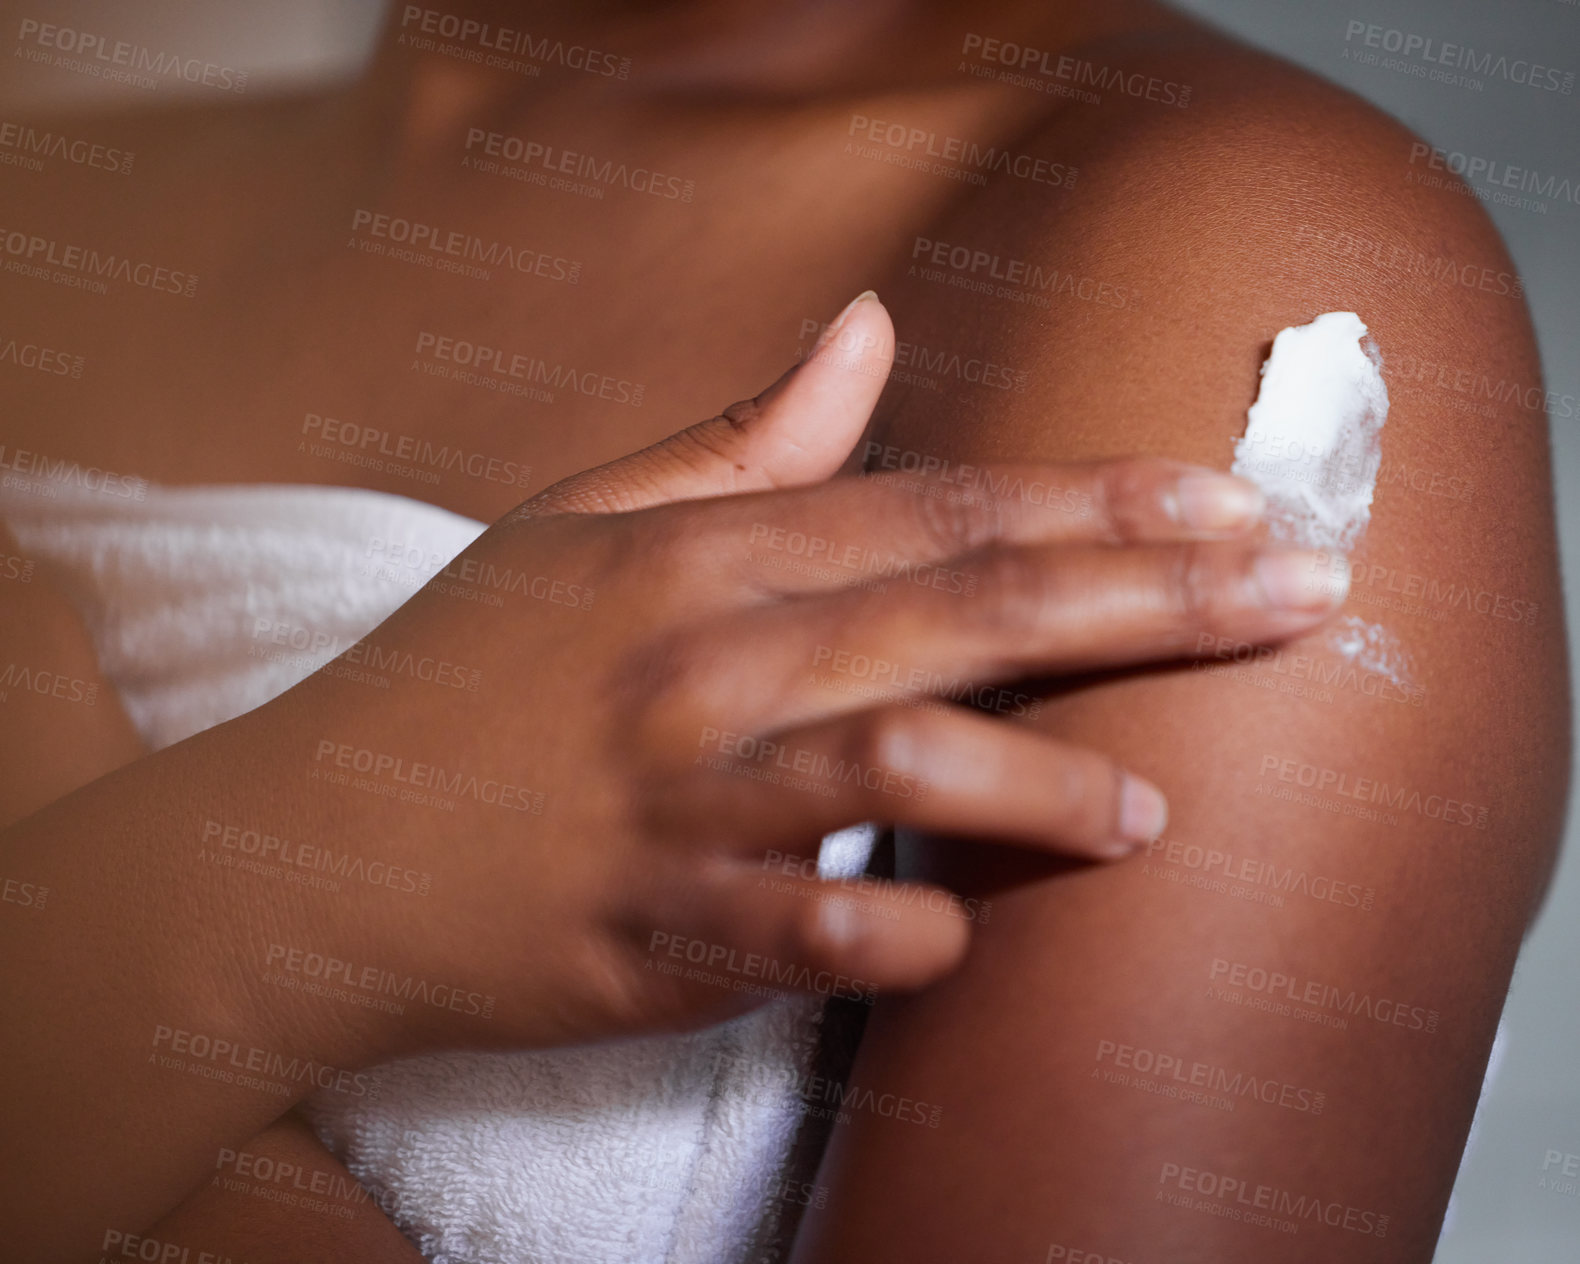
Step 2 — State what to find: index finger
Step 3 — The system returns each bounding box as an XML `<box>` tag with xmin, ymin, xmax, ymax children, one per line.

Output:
<box><xmin>714</xmin><ymin>456</ymin><xmax>1267</xmax><ymax>598</ymax></box>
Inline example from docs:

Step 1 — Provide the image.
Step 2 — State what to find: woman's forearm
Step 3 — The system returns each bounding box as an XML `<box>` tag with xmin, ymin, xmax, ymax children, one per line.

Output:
<box><xmin>140</xmin><ymin>1113</ymin><xmax>428</xmax><ymax>1264</ymax></box>
<box><xmin>0</xmin><ymin>683</ymin><xmax>413</xmax><ymax>1264</ymax></box>
<box><xmin>0</xmin><ymin>521</ymin><xmax>146</xmax><ymax>825</ymax></box>
<box><xmin>0</xmin><ymin>535</ymin><xmax>411</xmax><ymax>1261</ymax></box>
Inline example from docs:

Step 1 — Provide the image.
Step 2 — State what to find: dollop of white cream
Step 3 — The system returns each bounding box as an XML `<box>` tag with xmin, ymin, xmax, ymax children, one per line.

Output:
<box><xmin>1231</xmin><ymin>311</ymin><xmax>1389</xmax><ymax>553</ymax></box>
<box><xmin>1232</xmin><ymin>312</ymin><xmax>1417</xmax><ymax>697</ymax></box>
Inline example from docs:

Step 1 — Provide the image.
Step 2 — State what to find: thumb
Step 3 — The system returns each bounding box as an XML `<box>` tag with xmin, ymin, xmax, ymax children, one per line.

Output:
<box><xmin>520</xmin><ymin>291</ymin><xmax>893</xmax><ymax>517</ymax></box>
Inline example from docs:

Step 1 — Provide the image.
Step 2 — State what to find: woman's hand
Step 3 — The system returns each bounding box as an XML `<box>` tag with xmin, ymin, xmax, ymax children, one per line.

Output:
<box><xmin>284</xmin><ymin>292</ymin><xmax>1343</xmax><ymax>1059</ymax></box>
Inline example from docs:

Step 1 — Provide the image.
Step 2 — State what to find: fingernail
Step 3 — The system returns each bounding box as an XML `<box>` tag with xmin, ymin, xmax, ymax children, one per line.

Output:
<box><xmin>1175</xmin><ymin>472</ymin><xmax>1264</xmax><ymax>533</ymax></box>
<box><xmin>813</xmin><ymin>290</ymin><xmax>879</xmax><ymax>352</ymax></box>
<box><xmin>1117</xmin><ymin>774</ymin><xmax>1168</xmax><ymax>847</ymax></box>
<box><xmin>1254</xmin><ymin>547</ymin><xmax>1348</xmax><ymax>610</ymax></box>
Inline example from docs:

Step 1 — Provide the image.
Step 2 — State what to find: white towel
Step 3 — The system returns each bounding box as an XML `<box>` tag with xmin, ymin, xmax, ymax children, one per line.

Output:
<box><xmin>0</xmin><ymin>476</ymin><xmax>874</xmax><ymax>1264</ymax></box>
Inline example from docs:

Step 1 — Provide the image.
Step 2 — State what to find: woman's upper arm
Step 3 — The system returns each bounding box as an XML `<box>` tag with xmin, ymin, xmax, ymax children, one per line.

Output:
<box><xmin>794</xmin><ymin>45</ymin><xmax>1569</xmax><ymax>1264</ymax></box>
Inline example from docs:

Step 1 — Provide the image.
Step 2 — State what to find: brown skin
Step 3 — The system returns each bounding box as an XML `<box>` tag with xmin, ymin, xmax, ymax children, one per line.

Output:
<box><xmin>0</xmin><ymin>0</ymin><xmax>1184</xmax><ymax>517</ymax></box>
<box><xmin>791</xmin><ymin>29</ymin><xmax>1569</xmax><ymax>1264</ymax></box>
<box><xmin>2</xmin><ymin>293</ymin><xmax>1349</xmax><ymax>1260</ymax></box>
<box><xmin>0</xmin><ymin>3</ymin><xmax>1566</xmax><ymax>1262</ymax></box>
<box><xmin>0</xmin><ymin>522</ymin><xmax>146</xmax><ymax>824</ymax></box>
<box><xmin>143</xmin><ymin>1114</ymin><xmax>427</xmax><ymax>1264</ymax></box>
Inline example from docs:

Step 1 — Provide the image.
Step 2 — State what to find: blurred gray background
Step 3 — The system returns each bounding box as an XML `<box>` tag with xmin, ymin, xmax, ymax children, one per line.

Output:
<box><xmin>5</xmin><ymin>1</ymin><xmax>1576</xmax><ymax>1258</ymax></box>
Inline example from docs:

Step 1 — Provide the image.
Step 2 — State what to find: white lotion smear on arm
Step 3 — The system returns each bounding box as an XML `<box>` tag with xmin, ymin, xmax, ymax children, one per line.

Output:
<box><xmin>1231</xmin><ymin>311</ymin><xmax>1415</xmax><ymax>692</ymax></box>
<box><xmin>1231</xmin><ymin>310</ymin><xmax>1387</xmax><ymax>553</ymax></box>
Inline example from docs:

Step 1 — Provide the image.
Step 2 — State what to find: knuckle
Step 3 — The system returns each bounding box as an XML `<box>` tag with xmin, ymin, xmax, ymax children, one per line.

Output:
<box><xmin>906</xmin><ymin>481</ymin><xmax>1003</xmax><ymax>557</ymax></box>
<box><xmin>626</xmin><ymin>503</ymin><xmax>708</xmax><ymax>574</ymax></box>
<box><xmin>793</xmin><ymin>888</ymin><xmax>857</xmax><ymax>972</ymax></box>
<box><xmin>609</xmin><ymin>630</ymin><xmax>715</xmax><ymax>743</ymax></box>
<box><xmin>969</xmin><ymin>546</ymin><xmax>1053</xmax><ymax>635</ymax></box>
<box><xmin>1096</xmin><ymin>457</ymin><xmax>1172</xmax><ymax>542</ymax></box>
<box><xmin>717</xmin><ymin>397</ymin><xmax>764</xmax><ymax>433</ymax></box>
<box><xmin>1164</xmin><ymin>542</ymin><xmax>1218</xmax><ymax>627</ymax></box>
<box><xmin>664</xmin><ymin>419</ymin><xmax>748</xmax><ymax>479</ymax></box>
<box><xmin>845</xmin><ymin>709</ymin><xmax>917</xmax><ymax>780</ymax></box>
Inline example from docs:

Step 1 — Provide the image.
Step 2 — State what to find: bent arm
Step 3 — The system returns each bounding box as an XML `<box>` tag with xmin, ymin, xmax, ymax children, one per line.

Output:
<box><xmin>794</xmin><ymin>40</ymin><xmax>1569</xmax><ymax>1263</ymax></box>
<box><xmin>140</xmin><ymin>1113</ymin><xmax>427</xmax><ymax>1264</ymax></box>
<box><xmin>0</xmin><ymin>522</ymin><xmax>417</xmax><ymax>1263</ymax></box>
<box><xmin>0</xmin><ymin>521</ymin><xmax>145</xmax><ymax>823</ymax></box>
<box><xmin>0</xmin><ymin>599</ymin><xmax>413</xmax><ymax>1261</ymax></box>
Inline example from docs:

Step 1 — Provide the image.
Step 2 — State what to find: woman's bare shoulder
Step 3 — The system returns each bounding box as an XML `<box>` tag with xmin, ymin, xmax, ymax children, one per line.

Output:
<box><xmin>876</xmin><ymin>24</ymin><xmax>1569</xmax><ymax>868</ymax></box>
<box><xmin>885</xmin><ymin>23</ymin><xmax>1539</xmax><ymax>405</ymax></box>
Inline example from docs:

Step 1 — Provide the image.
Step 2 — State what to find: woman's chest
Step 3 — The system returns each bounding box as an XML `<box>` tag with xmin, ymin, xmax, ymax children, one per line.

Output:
<box><xmin>0</xmin><ymin>131</ymin><xmax>929</xmax><ymax>518</ymax></box>
<box><xmin>2</xmin><ymin>85</ymin><xmax>1056</xmax><ymax>520</ymax></box>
